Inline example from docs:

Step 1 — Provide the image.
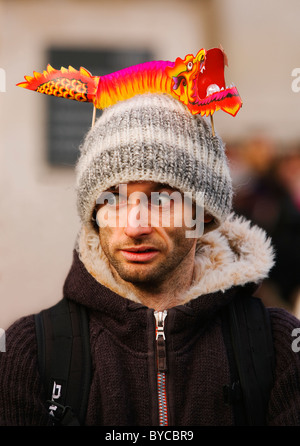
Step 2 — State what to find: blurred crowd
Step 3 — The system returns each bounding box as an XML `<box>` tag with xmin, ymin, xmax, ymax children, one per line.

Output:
<box><xmin>227</xmin><ymin>136</ymin><xmax>300</xmax><ymax>317</ymax></box>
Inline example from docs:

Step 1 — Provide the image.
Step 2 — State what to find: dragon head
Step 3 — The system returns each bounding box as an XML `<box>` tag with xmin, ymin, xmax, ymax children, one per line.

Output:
<box><xmin>166</xmin><ymin>49</ymin><xmax>206</xmax><ymax>106</ymax></box>
<box><xmin>166</xmin><ymin>47</ymin><xmax>242</xmax><ymax>117</ymax></box>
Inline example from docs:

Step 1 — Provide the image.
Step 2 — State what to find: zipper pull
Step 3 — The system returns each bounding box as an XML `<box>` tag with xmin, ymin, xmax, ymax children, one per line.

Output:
<box><xmin>154</xmin><ymin>310</ymin><xmax>167</xmax><ymax>372</ymax></box>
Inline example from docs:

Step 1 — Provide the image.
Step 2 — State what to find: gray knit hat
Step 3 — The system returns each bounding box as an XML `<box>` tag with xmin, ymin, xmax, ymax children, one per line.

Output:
<box><xmin>75</xmin><ymin>93</ymin><xmax>232</xmax><ymax>229</ymax></box>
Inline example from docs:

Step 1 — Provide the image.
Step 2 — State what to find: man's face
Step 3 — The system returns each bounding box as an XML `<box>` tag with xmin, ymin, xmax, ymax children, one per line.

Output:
<box><xmin>95</xmin><ymin>182</ymin><xmax>207</xmax><ymax>286</ymax></box>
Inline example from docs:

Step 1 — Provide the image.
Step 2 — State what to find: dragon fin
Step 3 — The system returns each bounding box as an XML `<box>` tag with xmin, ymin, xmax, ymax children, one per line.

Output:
<box><xmin>17</xmin><ymin>64</ymin><xmax>99</xmax><ymax>104</ymax></box>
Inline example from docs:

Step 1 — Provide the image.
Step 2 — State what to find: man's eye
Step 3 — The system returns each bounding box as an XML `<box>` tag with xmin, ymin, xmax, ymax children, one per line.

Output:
<box><xmin>106</xmin><ymin>194</ymin><xmax>117</xmax><ymax>205</ymax></box>
<box><xmin>107</xmin><ymin>193</ymin><xmax>127</xmax><ymax>206</ymax></box>
<box><xmin>151</xmin><ymin>192</ymin><xmax>171</xmax><ymax>207</ymax></box>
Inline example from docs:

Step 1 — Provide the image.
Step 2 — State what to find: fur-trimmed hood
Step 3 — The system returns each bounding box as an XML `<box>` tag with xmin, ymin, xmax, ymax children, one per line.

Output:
<box><xmin>76</xmin><ymin>213</ymin><xmax>275</xmax><ymax>306</ymax></box>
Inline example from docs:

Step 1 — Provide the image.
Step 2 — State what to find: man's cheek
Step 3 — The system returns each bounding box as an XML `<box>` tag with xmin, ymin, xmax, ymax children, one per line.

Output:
<box><xmin>99</xmin><ymin>228</ymin><xmax>113</xmax><ymax>253</ymax></box>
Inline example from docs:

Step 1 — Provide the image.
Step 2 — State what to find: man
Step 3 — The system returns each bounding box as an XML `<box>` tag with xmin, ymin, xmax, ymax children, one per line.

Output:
<box><xmin>1</xmin><ymin>93</ymin><xmax>300</xmax><ymax>426</ymax></box>
<box><xmin>93</xmin><ymin>180</ymin><xmax>214</xmax><ymax>310</ymax></box>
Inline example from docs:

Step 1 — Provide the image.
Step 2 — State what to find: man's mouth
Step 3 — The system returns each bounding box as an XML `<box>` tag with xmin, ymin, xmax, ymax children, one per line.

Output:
<box><xmin>120</xmin><ymin>246</ymin><xmax>159</xmax><ymax>262</ymax></box>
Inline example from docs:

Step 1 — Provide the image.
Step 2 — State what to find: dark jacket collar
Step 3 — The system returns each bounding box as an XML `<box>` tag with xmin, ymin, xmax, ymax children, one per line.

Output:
<box><xmin>63</xmin><ymin>249</ymin><xmax>257</xmax><ymax>343</ymax></box>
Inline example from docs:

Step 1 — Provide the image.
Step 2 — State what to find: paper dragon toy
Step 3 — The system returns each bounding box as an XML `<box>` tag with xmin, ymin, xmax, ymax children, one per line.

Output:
<box><xmin>17</xmin><ymin>47</ymin><xmax>242</xmax><ymax>131</ymax></box>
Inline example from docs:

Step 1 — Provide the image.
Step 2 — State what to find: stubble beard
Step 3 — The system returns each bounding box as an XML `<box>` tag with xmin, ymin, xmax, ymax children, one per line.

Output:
<box><xmin>99</xmin><ymin>233</ymin><xmax>196</xmax><ymax>288</ymax></box>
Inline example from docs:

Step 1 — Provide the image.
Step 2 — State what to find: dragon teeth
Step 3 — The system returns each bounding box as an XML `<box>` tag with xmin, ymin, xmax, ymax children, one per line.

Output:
<box><xmin>206</xmin><ymin>84</ymin><xmax>221</xmax><ymax>96</ymax></box>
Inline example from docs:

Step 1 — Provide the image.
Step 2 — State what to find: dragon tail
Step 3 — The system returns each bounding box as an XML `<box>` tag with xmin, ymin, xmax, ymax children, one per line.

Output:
<box><xmin>17</xmin><ymin>64</ymin><xmax>99</xmax><ymax>104</ymax></box>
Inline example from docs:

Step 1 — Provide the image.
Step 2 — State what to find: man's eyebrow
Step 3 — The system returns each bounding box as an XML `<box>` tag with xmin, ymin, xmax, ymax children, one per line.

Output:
<box><xmin>154</xmin><ymin>183</ymin><xmax>180</xmax><ymax>192</ymax></box>
<box><xmin>154</xmin><ymin>183</ymin><xmax>170</xmax><ymax>189</ymax></box>
<box><xmin>103</xmin><ymin>183</ymin><xmax>179</xmax><ymax>193</ymax></box>
<box><xmin>104</xmin><ymin>185</ymin><xmax>120</xmax><ymax>192</ymax></box>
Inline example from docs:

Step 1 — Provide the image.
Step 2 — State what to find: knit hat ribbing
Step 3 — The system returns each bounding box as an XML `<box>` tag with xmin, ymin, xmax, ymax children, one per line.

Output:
<box><xmin>75</xmin><ymin>93</ymin><xmax>232</xmax><ymax>229</ymax></box>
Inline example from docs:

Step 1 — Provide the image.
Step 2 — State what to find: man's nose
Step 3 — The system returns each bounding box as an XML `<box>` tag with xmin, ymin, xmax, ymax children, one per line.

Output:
<box><xmin>123</xmin><ymin>199</ymin><xmax>153</xmax><ymax>238</ymax></box>
<box><xmin>124</xmin><ymin>223</ymin><xmax>153</xmax><ymax>238</ymax></box>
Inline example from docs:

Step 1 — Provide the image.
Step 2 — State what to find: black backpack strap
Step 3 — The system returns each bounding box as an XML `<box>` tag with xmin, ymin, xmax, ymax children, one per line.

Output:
<box><xmin>35</xmin><ymin>298</ymin><xmax>91</xmax><ymax>426</ymax></box>
<box><xmin>223</xmin><ymin>294</ymin><xmax>275</xmax><ymax>426</ymax></box>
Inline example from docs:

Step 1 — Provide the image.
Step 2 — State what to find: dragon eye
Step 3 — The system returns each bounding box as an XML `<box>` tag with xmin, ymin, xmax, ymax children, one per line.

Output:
<box><xmin>187</xmin><ymin>61</ymin><xmax>193</xmax><ymax>71</ymax></box>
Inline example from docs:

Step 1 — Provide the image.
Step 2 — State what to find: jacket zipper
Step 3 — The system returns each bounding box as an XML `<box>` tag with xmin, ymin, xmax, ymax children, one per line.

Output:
<box><xmin>154</xmin><ymin>310</ymin><xmax>168</xmax><ymax>426</ymax></box>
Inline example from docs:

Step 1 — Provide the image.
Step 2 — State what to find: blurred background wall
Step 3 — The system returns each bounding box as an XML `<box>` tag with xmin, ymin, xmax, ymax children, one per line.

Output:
<box><xmin>0</xmin><ymin>0</ymin><xmax>299</xmax><ymax>329</ymax></box>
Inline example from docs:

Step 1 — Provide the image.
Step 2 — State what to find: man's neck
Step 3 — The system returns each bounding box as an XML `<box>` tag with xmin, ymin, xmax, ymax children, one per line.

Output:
<box><xmin>132</xmin><ymin>285</ymin><xmax>192</xmax><ymax>311</ymax></box>
<box><xmin>112</xmin><ymin>257</ymin><xmax>195</xmax><ymax>311</ymax></box>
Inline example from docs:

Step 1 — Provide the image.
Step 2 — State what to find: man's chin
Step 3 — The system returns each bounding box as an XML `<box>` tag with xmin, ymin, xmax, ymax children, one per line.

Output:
<box><xmin>114</xmin><ymin>263</ymin><xmax>163</xmax><ymax>285</ymax></box>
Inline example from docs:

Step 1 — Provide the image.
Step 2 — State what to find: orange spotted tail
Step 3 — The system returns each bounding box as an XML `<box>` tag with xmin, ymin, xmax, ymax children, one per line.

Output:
<box><xmin>17</xmin><ymin>64</ymin><xmax>99</xmax><ymax>103</ymax></box>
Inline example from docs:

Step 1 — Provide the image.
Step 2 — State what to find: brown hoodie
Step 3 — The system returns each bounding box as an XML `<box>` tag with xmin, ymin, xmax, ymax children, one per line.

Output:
<box><xmin>1</xmin><ymin>214</ymin><xmax>300</xmax><ymax>425</ymax></box>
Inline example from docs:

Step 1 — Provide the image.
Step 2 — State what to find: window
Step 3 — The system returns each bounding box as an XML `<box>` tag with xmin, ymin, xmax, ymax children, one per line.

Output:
<box><xmin>47</xmin><ymin>48</ymin><xmax>153</xmax><ymax>166</ymax></box>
